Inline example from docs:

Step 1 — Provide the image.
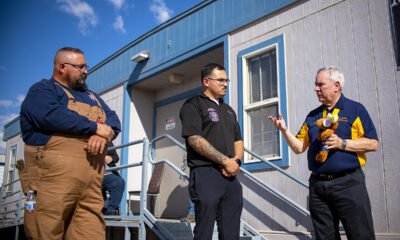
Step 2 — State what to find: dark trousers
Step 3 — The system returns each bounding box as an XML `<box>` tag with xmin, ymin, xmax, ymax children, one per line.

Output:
<box><xmin>309</xmin><ymin>168</ymin><xmax>375</xmax><ymax>240</ymax></box>
<box><xmin>189</xmin><ymin>166</ymin><xmax>243</xmax><ymax>240</ymax></box>
<box><xmin>102</xmin><ymin>173</ymin><xmax>125</xmax><ymax>211</ymax></box>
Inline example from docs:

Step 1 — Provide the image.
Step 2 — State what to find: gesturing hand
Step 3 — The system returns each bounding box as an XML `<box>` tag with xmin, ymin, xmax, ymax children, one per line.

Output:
<box><xmin>268</xmin><ymin>113</ymin><xmax>287</xmax><ymax>132</ymax></box>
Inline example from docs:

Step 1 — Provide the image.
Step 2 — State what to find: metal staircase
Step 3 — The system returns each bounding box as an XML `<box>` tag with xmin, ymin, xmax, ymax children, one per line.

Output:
<box><xmin>0</xmin><ymin>134</ymin><xmax>310</xmax><ymax>239</ymax></box>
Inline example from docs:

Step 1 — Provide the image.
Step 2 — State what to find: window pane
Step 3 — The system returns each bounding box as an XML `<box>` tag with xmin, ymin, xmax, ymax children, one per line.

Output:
<box><xmin>260</xmin><ymin>50</ymin><xmax>277</xmax><ymax>100</ymax></box>
<box><xmin>248</xmin><ymin>104</ymin><xmax>280</xmax><ymax>157</ymax></box>
<box><xmin>271</xmin><ymin>50</ymin><xmax>278</xmax><ymax>97</ymax></box>
<box><xmin>249</xmin><ymin>57</ymin><xmax>261</xmax><ymax>103</ymax></box>
<box><xmin>390</xmin><ymin>1</ymin><xmax>400</xmax><ymax>69</ymax></box>
<box><xmin>7</xmin><ymin>147</ymin><xmax>17</xmax><ymax>192</ymax></box>
<box><xmin>7</xmin><ymin>172</ymin><xmax>14</xmax><ymax>192</ymax></box>
<box><xmin>9</xmin><ymin>148</ymin><xmax>16</xmax><ymax>170</ymax></box>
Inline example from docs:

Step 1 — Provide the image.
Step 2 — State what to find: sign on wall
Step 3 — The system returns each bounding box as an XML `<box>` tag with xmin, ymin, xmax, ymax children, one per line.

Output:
<box><xmin>165</xmin><ymin>116</ymin><xmax>176</xmax><ymax>131</ymax></box>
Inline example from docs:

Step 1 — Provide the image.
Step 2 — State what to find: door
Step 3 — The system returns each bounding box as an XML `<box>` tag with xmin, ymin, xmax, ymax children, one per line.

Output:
<box><xmin>153</xmin><ymin>98</ymin><xmax>189</xmax><ymax>218</ymax></box>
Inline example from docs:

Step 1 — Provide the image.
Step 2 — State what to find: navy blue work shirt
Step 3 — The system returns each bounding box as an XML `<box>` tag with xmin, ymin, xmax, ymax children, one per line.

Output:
<box><xmin>20</xmin><ymin>78</ymin><xmax>121</xmax><ymax>146</ymax></box>
<box><xmin>296</xmin><ymin>94</ymin><xmax>378</xmax><ymax>174</ymax></box>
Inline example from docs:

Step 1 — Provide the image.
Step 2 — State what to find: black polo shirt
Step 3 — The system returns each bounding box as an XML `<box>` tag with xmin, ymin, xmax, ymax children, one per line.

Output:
<box><xmin>180</xmin><ymin>93</ymin><xmax>243</xmax><ymax>168</ymax></box>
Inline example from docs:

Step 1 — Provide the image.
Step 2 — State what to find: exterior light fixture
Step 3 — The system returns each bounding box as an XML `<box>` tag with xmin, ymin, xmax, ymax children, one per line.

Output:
<box><xmin>131</xmin><ymin>51</ymin><xmax>150</xmax><ymax>62</ymax></box>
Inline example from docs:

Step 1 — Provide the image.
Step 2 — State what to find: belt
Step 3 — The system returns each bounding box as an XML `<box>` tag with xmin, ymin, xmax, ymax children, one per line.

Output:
<box><xmin>311</xmin><ymin>168</ymin><xmax>358</xmax><ymax>180</ymax></box>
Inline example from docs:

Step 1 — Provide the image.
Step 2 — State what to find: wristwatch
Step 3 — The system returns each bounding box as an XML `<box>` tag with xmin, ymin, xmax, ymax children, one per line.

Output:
<box><xmin>341</xmin><ymin>139</ymin><xmax>347</xmax><ymax>150</ymax></box>
<box><xmin>235</xmin><ymin>159</ymin><xmax>242</xmax><ymax>167</ymax></box>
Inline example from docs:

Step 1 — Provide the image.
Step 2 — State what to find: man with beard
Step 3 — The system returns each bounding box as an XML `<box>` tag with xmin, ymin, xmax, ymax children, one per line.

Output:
<box><xmin>180</xmin><ymin>63</ymin><xmax>243</xmax><ymax>239</ymax></box>
<box><xmin>19</xmin><ymin>47</ymin><xmax>121</xmax><ymax>239</ymax></box>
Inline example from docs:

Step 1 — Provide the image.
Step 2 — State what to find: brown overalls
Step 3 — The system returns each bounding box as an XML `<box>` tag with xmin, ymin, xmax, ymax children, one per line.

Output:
<box><xmin>20</xmin><ymin>84</ymin><xmax>108</xmax><ymax>240</ymax></box>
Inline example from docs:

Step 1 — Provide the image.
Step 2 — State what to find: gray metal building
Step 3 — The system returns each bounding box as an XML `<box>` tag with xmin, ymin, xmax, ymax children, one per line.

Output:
<box><xmin>2</xmin><ymin>0</ymin><xmax>400</xmax><ymax>239</ymax></box>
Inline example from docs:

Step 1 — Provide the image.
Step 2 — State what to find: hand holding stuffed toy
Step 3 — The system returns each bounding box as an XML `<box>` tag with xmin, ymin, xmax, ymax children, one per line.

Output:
<box><xmin>315</xmin><ymin>113</ymin><xmax>339</xmax><ymax>163</ymax></box>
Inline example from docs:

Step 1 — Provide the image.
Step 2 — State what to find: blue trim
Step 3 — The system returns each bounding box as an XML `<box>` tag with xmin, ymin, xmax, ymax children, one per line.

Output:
<box><xmin>154</xmin><ymin>87</ymin><xmax>203</xmax><ymax>109</ymax></box>
<box><xmin>129</xmin><ymin>36</ymin><xmax>225</xmax><ymax>87</ymax></box>
<box><xmin>223</xmin><ymin>36</ymin><xmax>230</xmax><ymax>104</ymax></box>
<box><xmin>237</xmin><ymin>34</ymin><xmax>289</xmax><ymax>171</ymax></box>
<box><xmin>119</xmin><ymin>82</ymin><xmax>131</xmax><ymax>216</ymax></box>
<box><xmin>89</xmin><ymin>0</ymin><xmax>216</xmax><ymax>73</ymax></box>
<box><xmin>88</xmin><ymin>0</ymin><xmax>298</xmax><ymax>94</ymax></box>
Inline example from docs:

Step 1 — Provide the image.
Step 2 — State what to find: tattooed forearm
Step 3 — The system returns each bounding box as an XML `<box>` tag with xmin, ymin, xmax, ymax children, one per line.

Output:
<box><xmin>188</xmin><ymin>135</ymin><xmax>227</xmax><ymax>165</ymax></box>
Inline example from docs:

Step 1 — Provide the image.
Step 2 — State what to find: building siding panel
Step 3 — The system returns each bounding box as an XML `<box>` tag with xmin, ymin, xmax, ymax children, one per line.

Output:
<box><xmin>349</xmin><ymin>0</ymin><xmax>389</xmax><ymax>233</ymax></box>
<box><xmin>369</xmin><ymin>0</ymin><xmax>400</xmax><ymax>233</ymax></box>
<box><xmin>87</xmin><ymin>0</ymin><xmax>298</xmax><ymax>94</ymax></box>
<box><xmin>319</xmin><ymin>7</ymin><xmax>339</xmax><ymax>66</ymax></box>
<box><xmin>4</xmin><ymin>0</ymin><xmax>399</xmax><ymax>238</ymax></box>
<box><xmin>335</xmin><ymin>1</ymin><xmax>359</xmax><ymax>101</ymax></box>
<box><xmin>230</xmin><ymin>0</ymin><xmax>399</xmax><ymax>236</ymax></box>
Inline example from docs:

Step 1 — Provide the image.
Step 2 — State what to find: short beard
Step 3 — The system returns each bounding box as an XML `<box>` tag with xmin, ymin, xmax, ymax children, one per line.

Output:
<box><xmin>70</xmin><ymin>74</ymin><xmax>88</xmax><ymax>91</ymax></box>
<box><xmin>72</xmin><ymin>81</ymin><xmax>88</xmax><ymax>91</ymax></box>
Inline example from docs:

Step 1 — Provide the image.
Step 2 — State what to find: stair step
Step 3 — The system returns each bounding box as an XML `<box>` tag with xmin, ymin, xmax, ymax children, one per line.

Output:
<box><xmin>157</xmin><ymin>219</ymin><xmax>264</xmax><ymax>239</ymax></box>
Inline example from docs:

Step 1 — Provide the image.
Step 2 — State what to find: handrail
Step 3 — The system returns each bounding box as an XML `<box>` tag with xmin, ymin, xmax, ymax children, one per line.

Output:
<box><xmin>0</xmin><ymin>190</ymin><xmax>22</xmax><ymax>199</ymax></box>
<box><xmin>150</xmin><ymin>134</ymin><xmax>310</xmax><ymax>217</ymax></box>
<box><xmin>1</xmin><ymin>134</ymin><xmax>310</xmax><ymax>239</ymax></box>
<box><xmin>1</xmin><ymin>179</ymin><xmax>20</xmax><ymax>191</ymax></box>
<box><xmin>105</xmin><ymin>162</ymin><xmax>142</xmax><ymax>172</ymax></box>
<box><xmin>143</xmin><ymin>208</ymin><xmax>176</xmax><ymax>240</ymax></box>
<box><xmin>138</xmin><ymin>138</ymin><xmax>149</xmax><ymax>240</ymax></box>
<box><xmin>244</xmin><ymin>148</ymin><xmax>309</xmax><ymax>188</ymax></box>
<box><xmin>150</xmin><ymin>134</ymin><xmax>186</xmax><ymax>150</ymax></box>
<box><xmin>0</xmin><ymin>138</ymin><xmax>149</xmax><ymax>240</ymax></box>
<box><xmin>0</xmin><ymin>198</ymin><xmax>23</xmax><ymax>207</ymax></box>
<box><xmin>108</xmin><ymin>139</ymin><xmax>145</xmax><ymax>151</ymax></box>
<box><xmin>240</xmin><ymin>168</ymin><xmax>310</xmax><ymax>216</ymax></box>
<box><xmin>240</xmin><ymin>219</ymin><xmax>266</xmax><ymax>239</ymax></box>
<box><xmin>149</xmin><ymin>159</ymin><xmax>189</xmax><ymax>180</ymax></box>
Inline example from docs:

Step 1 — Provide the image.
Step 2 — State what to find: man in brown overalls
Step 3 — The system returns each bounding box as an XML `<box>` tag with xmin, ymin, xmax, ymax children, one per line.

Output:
<box><xmin>19</xmin><ymin>47</ymin><xmax>121</xmax><ymax>239</ymax></box>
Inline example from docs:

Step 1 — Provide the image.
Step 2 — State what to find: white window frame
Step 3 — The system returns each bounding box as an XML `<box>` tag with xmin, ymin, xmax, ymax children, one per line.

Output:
<box><xmin>242</xmin><ymin>44</ymin><xmax>281</xmax><ymax>163</ymax></box>
<box><xmin>236</xmin><ymin>34</ymin><xmax>289</xmax><ymax>171</ymax></box>
<box><xmin>6</xmin><ymin>145</ymin><xmax>17</xmax><ymax>193</ymax></box>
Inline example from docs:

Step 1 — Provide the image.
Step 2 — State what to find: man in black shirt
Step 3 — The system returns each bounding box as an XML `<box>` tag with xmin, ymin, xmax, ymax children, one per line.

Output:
<box><xmin>180</xmin><ymin>63</ymin><xmax>244</xmax><ymax>240</ymax></box>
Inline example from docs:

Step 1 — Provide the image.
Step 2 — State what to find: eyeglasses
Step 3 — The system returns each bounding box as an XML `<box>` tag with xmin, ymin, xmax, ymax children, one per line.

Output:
<box><xmin>63</xmin><ymin>63</ymin><xmax>89</xmax><ymax>71</ymax></box>
<box><xmin>207</xmin><ymin>77</ymin><xmax>230</xmax><ymax>85</ymax></box>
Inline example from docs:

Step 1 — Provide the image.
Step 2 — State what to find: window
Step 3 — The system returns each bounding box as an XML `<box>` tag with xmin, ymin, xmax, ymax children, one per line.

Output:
<box><xmin>246</xmin><ymin>50</ymin><xmax>280</xmax><ymax>159</ymax></box>
<box><xmin>237</xmin><ymin>34</ymin><xmax>289</xmax><ymax>170</ymax></box>
<box><xmin>6</xmin><ymin>146</ymin><xmax>17</xmax><ymax>192</ymax></box>
<box><xmin>390</xmin><ymin>0</ymin><xmax>400</xmax><ymax>70</ymax></box>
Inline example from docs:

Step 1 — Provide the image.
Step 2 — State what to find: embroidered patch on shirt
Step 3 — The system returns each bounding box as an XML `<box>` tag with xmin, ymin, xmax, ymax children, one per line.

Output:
<box><xmin>208</xmin><ymin>108</ymin><xmax>219</xmax><ymax>122</ymax></box>
<box><xmin>88</xmin><ymin>92</ymin><xmax>97</xmax><ymax>101</ymax></box>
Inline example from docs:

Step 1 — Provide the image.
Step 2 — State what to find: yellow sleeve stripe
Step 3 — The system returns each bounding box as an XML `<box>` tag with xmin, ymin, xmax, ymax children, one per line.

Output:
<box><xmin>296</xmin><ymin>123</ymin><xmax>309</xmax><ymax>145</ymax></box>
<box><xmin>352</xmin><ymin>116</ymin><xmax>367</xmax><ymax>166</ymax></box>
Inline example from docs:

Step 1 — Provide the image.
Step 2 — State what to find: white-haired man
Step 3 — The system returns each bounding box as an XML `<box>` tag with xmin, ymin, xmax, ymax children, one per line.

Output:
<box><xmin>269</xmin><ymin>66</ymin><xmax>379</xmax><ymax>240</ymax></box>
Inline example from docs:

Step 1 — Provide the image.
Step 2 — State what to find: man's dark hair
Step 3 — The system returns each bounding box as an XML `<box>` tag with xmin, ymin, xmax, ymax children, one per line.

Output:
<box><xmin>201</xmin><ymin>63</ymin><xmax>225</xmax><ymax>83</ymax></box>
<box><xmin>54</xmin><ymin>47</ymin><xmax>84</xmax><ymax>65</ymax></box>
<box><xmin>57</xmin><ymin>47</ymin><xmax>84</xmax><ymax>54</ymax></box>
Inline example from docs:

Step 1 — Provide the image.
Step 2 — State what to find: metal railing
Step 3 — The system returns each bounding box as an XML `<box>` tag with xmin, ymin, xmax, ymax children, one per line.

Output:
<box><xmin>1</xmin><ymin>134</ymin><xmax>310</xmax><ymax>240</ymax></box>
<box><xmin>242</xmin><ymin>148</ymin><xmax>310</xmax><ymax>216</ymax></box>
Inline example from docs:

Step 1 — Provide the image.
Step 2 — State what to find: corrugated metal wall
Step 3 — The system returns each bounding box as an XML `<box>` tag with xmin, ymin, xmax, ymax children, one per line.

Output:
<box><xmin>230</xmin><ymin>0</ymin><xmax>400</xmax><ymax>235</ymax></box>
<box><xmin>3</xmin><ymin>0</ymin><xmax>399</xmax><ymax>237</ymax></box>
<box><xmin>86</xmin><ymin>0</ymin><xmax>298</xmax><ymax>94</ymax></box>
